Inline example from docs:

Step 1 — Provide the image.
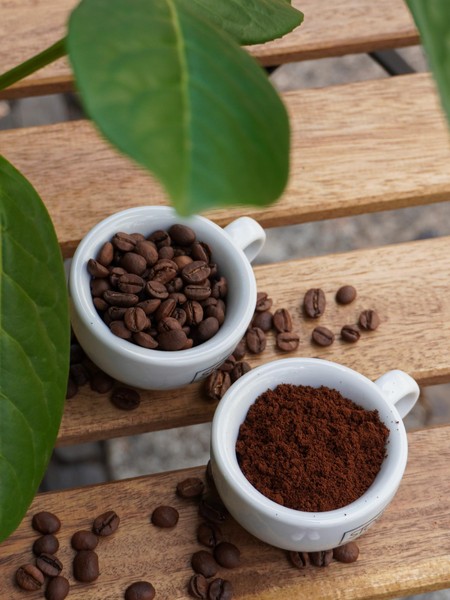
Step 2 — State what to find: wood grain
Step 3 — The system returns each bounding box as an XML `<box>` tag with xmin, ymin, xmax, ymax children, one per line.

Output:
<box><xmin>0</xmin><ymin>0</ymin><xmax>418</xmax><ymax>99</ymax></box>
<box><xmin>1</xmin><ymin>425</ymin><xmax>449</xmax><ymax>599</ymax></box>
<box><xmin>58</xmin><ymin>235</ymin><xmax>450</xmax><ymax>446</ymax></box>
<box><xmin>2</xmin><ymin>73</ymin><xmax>449</xmax><ymax>258</ymax></box>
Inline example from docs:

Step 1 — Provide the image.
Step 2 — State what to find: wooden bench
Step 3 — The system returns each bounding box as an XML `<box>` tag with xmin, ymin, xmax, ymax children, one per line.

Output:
<box><xmin>1</xmin><ymin>1</ymin><xmax>449</xmax><ymax>598</ymax></box>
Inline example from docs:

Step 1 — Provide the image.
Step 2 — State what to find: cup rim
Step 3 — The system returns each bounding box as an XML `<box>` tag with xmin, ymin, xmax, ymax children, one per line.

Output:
<box><xmin>69</xmin><ymin>206</ymin><xmax>256</xmax><ymax>365</ymax></box>
<box><xmin>211</xmin><ymin>357</ymin><xmax>408</xmax><ymax>526</ymax></box>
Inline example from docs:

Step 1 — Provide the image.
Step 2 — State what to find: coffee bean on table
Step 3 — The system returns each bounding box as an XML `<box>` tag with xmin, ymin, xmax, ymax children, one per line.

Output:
<box><xmin>198</xmin><ymin>494</ymin><xmax>228</xmax><ymax>524</ymax></box>
<box><xmin>176</xmin><ymin>477</ymin><xmax>205</xmax><ymax>499</ymax></box>
<box><xmin>276</xmin><ymin>331</ymin><xmax>300</xmax><ymax>352</ymax></box>
<box><xmin>66</xmin><ymin>377</ymin><xmax>78</xmax><ymax>399</ymax></box>
<box><xmin>213</xmin><ymin>542</ymin><xmax>240</xmax><ymax>568</ymax></box>
<box><xmin>90</xmin><ymin>370</ymin><xmax>115</xmax><ymax>393</ymax></box>
<box><xmin>217</xmin><ymin>355</ymin><xmax>236</xmax><ymax>373</ymax></box>
<box><xmin>197</xmin><ymin>522</ymin><xmax>223</xmax><ymax>548</ymax></box>
<box><xmin>311</xmin><ymin>326</ymin><xmax>335</xmax><ymax>347</ymax></box>
<box><xmin>32</xmin><ymin>511</ymin><xmax>61</xmax><ymax>534</ymax></box>
<box><xmin>208</xmin><ymin>578</ymin><xmax>233</xmax><ymax>600</ymax></box>
<box><xmin>73</xmin><ymin>550</ymin><xmax>100</xmax><ymax>582</ymax></box>
<box><xmin>359</xmin><ymin>309</ymin><xmax>380</xmax><ymax>331</ymax></box>
<box><xmin>230</xmin><ymin>361</ymin><xmax>251</xmax><ymax>383</ymax></box>
<box><xmin>124</xmin><ymin>581</ymin><xmax>156</xmax><ymax>600</ymax></box>
<box><xmin>288</xmin><ymin>550</ymin><xmax>308</xmax><ymax>569</ymax></box>
<box><xmin>33</xmin><ymin>534</ymin><xmax>60</xmax><ymax>556</ymax></box>
<box><xmin>246</xmin><ymin>327</ymin><xmax>266</xmax><ymax>354</ymax></box>
<box><xmin>252</xmin><ymin>311</ymin><xmax>273</xmax><ymax>332</ymax></box>
<box><xmin>232</xmin><ymin>339</ymin><xmax>246</xmax><ymax>361</ymax></box>
<box><xmin>273</xmin><ymin>308</ymin><xmax>293</xmax><ymax>333</ymax></box>
<box><xmin>341</xmin><ymin>324</ymin><xmax>361</xmax><ymax>343</ymax></box>
<box><xmin>71</xmin><ymin>530</ymin><xmax>99</xmax><ymax>551</ymax></box>
<box><xmin>335</xmin><ymin>284</ymin><xmax>357</xmax><ymax>305</ymax></box>
<box><xmin>188</xmin><ymin>573</ymin><xmax>209</xmax><ymax>599</ymax></box>
<box><xmin>45</xmin><ymin>575</ymin><xmax>70</xmax><ymax>600</ymax></box>
<box><xmin>110</xmin><ymin>387</ymin><xmax>141</xmax><ymax>410</ymax></box>
<box><xmin>191</xmin><ymin>550</ymin><xmax>218</xmax><ymax>578</ymax></box>
<box><xmin>92</xmin><ymin>510</ymin><xmax>120</xmax><ymax>536</ymax></box>
<box><xmin>333</xmin><ymin>541</ymin><xmax>360</xmax><ymax>563</ymax></box>
<box><xmin>309</xmin><ymin>549</ymin><xmax>333</xmax><ymax>567</ymax></box>
<box><xmin>151</xmin><ymin>505</ymin><xmax>179</xmax><ymax>528</ymax></box>
<box><xmin>303</xmin><ymin>288</ymin><xmax>326</xmax><ymax>318</ymax></box>
<box><xmin>205</xmin><ymin>371</ymin><xmax>231</xmax><ymax>401</ymax></box>
<box><xmin>36</xmin><ymin>553</ymin><xmax>63</xmax><ymax>577</ymax></box>
<box><xmin>16</xmin><ymin>564</ymin><xmax>45</xmax><ymax>591</ymax></box>
<box><xmin>255</xmin><ymin>292</ymin><xmax>272</xmax><ymax>312</ymax></box>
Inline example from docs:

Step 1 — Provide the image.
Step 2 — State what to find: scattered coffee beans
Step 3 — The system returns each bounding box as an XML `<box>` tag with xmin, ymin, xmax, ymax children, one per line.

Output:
<box><xmin>335</xmin><ymin>285</ymin><xmax>357</xmax><ymax>305</ymax></box>
<box><xmin>309</xmin><ymin>550</ymin><xmax>333</xmax><ymax>567</ymax></box>
<box><xmin>110</xmin><ymin>387</ymin><xmax>141</xmax><ymax>411</ymax></box>
<box><xmin>333</xmin><ymin>541</ymin><xmax>360</xmax><ymax>563</ymax></box>
<box><xmin>303</xmin><ymin>288</ymin><xmax>326</xmax><ymax>318</ymax></box>
<box><xmin>205</xmin><ymin>370</ymin><xmax>231</xmax><ymax>402</ymax></box>
<box><xmin>36</xmin><ymin>553</ymin><xmax>63</xmax><ymax>577</ymax></box>
<box><xmin>208</xmin><ymin>577</ymin><xmax>233</xmax><ymax>600</ymax></box>
<box><xmin>188</xmin><ymin>573</ymin><xmax>209</xmax><ymax>599</ymax></box>
<box><xmin>124</xmin><ymin>581</ymin><xmax>156</xmax><ymax>600</ymax></box>
<box><xmin>359</xmin><ymin>309</ymin><xmax>380</xmax><ymax>331</ymax></box>
<box><xmin>33</xmin><ymin>534</ymin><xmax>59</xmax><ymax>556</ymax></box>
<box><xmin>16</xmin><ymin>564</ymin><xmax>45</xmax><ymax>591</ymax></box>
<box><xmin>92</xmin><ymin>510</ymin><xmax>120</xmax><ymax>536</ymax></box>
<box><xmin>176</xmin><ymin>477</ymin><xmax>205</xmax><ymax>499</ymax></box>
<box><xmin>311</xmin><ymin>326</ymin><xmax>335</xmax><ymax>347</ymax></box>
<box><xmin>236</xmin><ymin>384</ymin><xmax>389</xmax><ymax>512</ymax></box>
<box><xmin>73</xmin><ymin>549</ymin><xmax>100</xmax><ymax>582</ymax></box>
<box><xmin>341</xmin><ymin>324</ymin><xmax>361</xmax><ymax>343</ymax></box>
<box><xmin>45</xmin><ymin>575</ymin><xmax>70</xmax><ymax>600</ymax></box>
<box><xmin>288</xmin><ymin>551</ymin><xmax>308</xmax><ymax>569</ymax></box>
<box><xmin>32</xmin><ymin>511</ymin><xmax>61</xmax><ymax>535</ymax></box>
<box><xmin>71</xmin><ymin>530</ymin><xmax>99</xmax><ymax>551</ymax></box>
<box><xmin>199</xmin><ymin>494</ymin><xmax>228</xmax><ymax>524</ymax></box>
<box><xmin>213</xmin><ymin>542</ymin><xmax>240</xmax><ymax>569</ymax></box>
<box><xmin>276</xmin><ymin>331</ymin><xmax>300</xmax><ymax>352</ymax></box>
<box><xmin>191</xmin><ymin>550</ymin><xmax>218</xmax><ymax>578</ymax></box>
<box><xmin>272</xmin><ymin>308</ymin><xmax>292</xmax><ymax>333</ymax></box>
<box><xmin>151</xmin><ymin>505</ymin><xmax>179</xmax><ymax>528</ymax></box>
<box><xmin>197</xmin><ymin>522</ymin><xmax>223</xmax><ymax>548</ymax></box>
<box><xmin>246</xmin><ymin>327</ymin><xmax>266</xmax><ymax>354</ymax></box>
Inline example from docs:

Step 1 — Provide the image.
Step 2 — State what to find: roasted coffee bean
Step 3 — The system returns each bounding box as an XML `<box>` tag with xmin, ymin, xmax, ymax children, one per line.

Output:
<box><xmin>158</xmin><ymin>329</ymin><xmax>188</xmax><ymax>351</ymax></box>
<box><xmin>213</xmin><ymin>542</ymin><xmax>240</xmax><ymax>568</ymax></box>
<box><xmin>137</xmin><ymin>298</ymin><xmax>161</xmax><ymax>315</ymax></box>
<box><xmin>118</xmin><ymin>273</ymin><xmax>145</xmax><ymax>294</ymax></box>
<box><xmin>304</xmin><ymin>288</ymin><xmax>326</xmax><ymax>318</ymax></box>
<box><xmin>90</xmin><ymin>371</ymin><xmax>115</xmax><ymax>394</ymax></box>
<box><xmin>125</xmin><ymin>581</ymin><xmax>156</xmax><ymax>600</ymax></box>
<box><xmin>155</xmin><ymin>298</ymin><xmax>177</xmax><ymax>322</ymax></box>
<box><xmin>184</xmin><ymin>284</ymin><xmax>211</xmax><ymax>301</ymax></box>
<box><xmin>69</xmin><ymin>363</ymin><xmax>89</xmax><ymax>386</ymax></box>
<box><xmin>112</xmin><ymin>232</ymin><xmax>136</xmax><ymax>252</ymax></box>
<box><xmin>104</xmin><ymin>290</ymin><xmax>139</xmax><ymax>307</ymax></box>
<box><xmin>91</xmin><ymin>277</ymin><xmax>111</xmax><ymax>297</ymax></box>
<box><xmin>145</xmin><ymin>280</ymin><xmax>169</xmax><ymax>299</ymax></box>
<box><xmin>246</xmin><ymin>327</ymin><xmax>266</xmax><ymax>354</ymax></box>
<box><xmin>70</xmin><ymin>342</ymin><xmax>85</xmax><ymax>363</ymax></box>
<box><xmin>288</xmin><ymin>550</ymin><xmax>308</xmax><ymax>569</ymax></box>
<box><xmin>135</xmin><ymin>240</ymin><xmax>159</xmax><ymax>265</ymax></box>
<box><xmin>230</xmin><ymin>361</ymin><xmax>251</xmax><ymax>383</ymax></box>
<box><xmin>111</xmin><ymin>387</ymin><xmax>141</xmax><ymax>410</ymax></box>
<box><xmin>173</xmin><ymin>254</ymin><xmax>193</xmax><ymax>270</ymax></box>
<box><xmin>255</xmin><ymin>292</ymin><xmax>272</xmax><ymax>312</ymax></box>
<box><xmin>87</xmin><ymin>258</ymin><xmax>110</xmax><ymax>278</ymax></box>
<box><xmin>172</xmin><ymin>307</ymin><xmax>187</xmax><ymax>326</ymax></box>
<box><xmin>119</xmin><ymin>252</ymin><xmax>147</xmax><ymax>275</ymax></box>
<box><xmin>66</xmin><ymin>378</ymin><xmax>78</xmax><ymax>399</ymax></box>
<box><xmin>359</xmin><ymin>309</ymin><xmax>380</xmax><ymax>331</ymax></box>
<box><xmin>341</xmin><ymin>324</ymin><xmax>361</xmax><ymax>343</ymax></box>
<box><xmin>309</xmin><ymin>550</ymin><xmax>333</xmax><ymax>567</ymax></box>
<box><xmin>182</xmin><ymin>261</ymin><xmax>211</xmax><ymax>284</ymax></box>
<box><xmin>208</xmin><ymin>578</ymin><xmax>233</xmax><ymax>600</ymax></box>
<box><xmin>133</xmin><ymin>331</ymin><xmax>159</xmax><ymax>349</ymax></box>
<box><xmin>311</xmin><ymin>326</ymin><xmax>335</xmax><ymax>347</ymax></box>
<box><xmin>166</xmin><ymin>276</ymin><xmax>184</xmax><ymax>293</ymax></box>
<box><xmin>197</xmin><ymin>317</ymin><xmax>220</xmax><ymax>342</ymax></box>
<box><xmin>197</xmin><ymin>522</ymin><xmax>223</xmax><ymax>548</ymax></box>
<box><xmin>232</xmin><ymin>339</ymin><xmax>247</xmax><ymax>361</ymax></box>
<box><xmin>191</xmin><ymin>551</ymin><xmax>218</xmax><ymax>578</ymax></box>
<box><xmin>45</xmin><ymin>575</ymin><xmax>70</xmax><ymax>600</ymax></box>
<box><xmin>152</xmin><ymin>259</ymin><xmax>178</xmax><ymax>283</ymax></box>
<box><xmin>169</xmin><ymin>223</ymin><xmax>196</xmax><ymax>246</ymax></box>
<box><xmin>333</xmin><ymin>541</ymin><xmax>360</xmax><ymax>563</ymax></box>
<box><xmin>211</xmin><ymin>277</ymin><xmax>227</xmax><ymax>299</ymax></box>
<box><xmin>158</xmin><ymin>316</ymin><xmax>182</xmax><ymax>333</ymax></box>
<box><xmin>188</xmin><ymin>573</ymin><xmax>209</xmax><ymax>599</ymax></box>
<box><xmin>205</xmin><ymin>304</ymin><xmax>225</xmax><ymax>326</ymax></box>
<box><xmin>73</xmin><ymin>550</ymin><xmax>99</xmax><ymax>582</ymax></box>
<box><xmin>176</xmin><ymin>477</ymin><xmax>205</xmax><ymax>499</ymax></box>
<box><xmin>110</xmin><ymin>320</ymin><xmax>133</xmax><ymax>340</ymax></box>
<box><xmin>205</xmin><ymin>370</ymin><xmax>231</xmax><ymax>401</ymax></box>
<box><xmin>199</xmin><ymin>494</ymin><xmax>228</xmax><ymax>524</ymax></box>
<box><xmin>184</xmin><ymin>301</ymin><xmax>204</xmax><ymax>326</ymax></box>
<box><xmin>108</xmin><ymin>306</ymin><xmax>128</xmax><ymax>321</ymax></box>
<box><xmin>36</xmin><ymin>553</ymin><xmax>63</xmax><ymax>577</ymax></box>
<box><xmin>273</xmin><ymin>308</ymin><xmax>293</xmax><ymax>333</ymax></box>
<box><xmin>93</xmin><ymin>510</ymin><xmax>120</xmax><ymax>536</ymax></box>
<box><xmin>109</xmin><ymin>266</ymin><xmax>127</xmax><ymax>288</ymax></box>
<box><xmin>191</xmin><ymin>241</ymin><xmax>211</xmax><ymax>262</ymax></box>
<box><xmin>276</xmin><ymin>332</ymin><xmax>300</xmax><ymax>352</ymax></box>
<box><xmin>16</xmin><ymin>564</ymin><xmax>45</xmax><ymax>591</ymax></box>
<box><xmin>148</xmin><ymin>229</ymin><xmax>171</xmax><ymax>247</ymax></box>
<box><xmin>336</xmin><ymin>284</ymin><xmax>357</xmax><ymax>305</ymax></box>
<box><xmin>151</xmin><ymin>505</ymin><xmax>179</xmax><ymax>528</ymax></box>
<box><xmin>97</xmin><ymin>241</ymin><xmax>114</xmax><ymax>267</ymax></box>
<box><xmin>124</xmin><ymin>306</ymin><xmax>148</xmax><ymax>332</ymax></box>
<box><xmin>218</xmin><ymin>355</ymin><xmax>236</xmax><ymax>373</ymax></box>
<box><xmin>32</xmin><ymin>511</ymin><xmax>61</xmax><ymax>534</ymax></box>
<box><xmin>33</xmin><ymin>534</ymin><xmax>59</xmax><ymax>556</ymax></box>
<box><xmin>71</xmin><ymin>530</ymin><xmax>99</xmax><ymax>551</ymax></box>
<box><xmin>93</xmin><ymin>297</ymin><xmax>109</xmax><ymax>312</ymax></box>
<box><xmin>252</xmin><ymin>310</ymin><xmax>273</xmax><ymax>332</ymax></box>
<box><xmin>158</xmin><ymin>245</ymin><xmax>175</xmax><ymax>259</ymax></box>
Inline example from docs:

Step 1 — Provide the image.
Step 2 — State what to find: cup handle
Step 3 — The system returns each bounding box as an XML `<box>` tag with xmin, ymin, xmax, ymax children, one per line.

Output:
<box><xmin>223</xmin><ymin>217</ymin><xmax>266</xmax><ymax>263</ymax></box>
<box><xmin>374</xmin><ymin>370</ymin><xmax>420</xmax><ymax>419</ymax></box>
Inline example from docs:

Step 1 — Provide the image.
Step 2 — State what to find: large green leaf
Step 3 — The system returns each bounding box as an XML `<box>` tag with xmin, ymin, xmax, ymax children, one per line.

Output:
<box><xmin>67</xmin><ymin>0</ymin><xmax>290</xmax><ymax>215</ymax></box>
<box><xmin>188</xmin><ymin>0</ymin><xmax>304</xmax><ymax>45</ymax></box>
<box><xmin>0</xmin><ymin>156</ymin><xmax>69</xmax><ymax>542</ymax></box>
<box><xmin>407</xmin><ymin>0</ymin><xmax>450</xmax><ymax>123</ymax></box>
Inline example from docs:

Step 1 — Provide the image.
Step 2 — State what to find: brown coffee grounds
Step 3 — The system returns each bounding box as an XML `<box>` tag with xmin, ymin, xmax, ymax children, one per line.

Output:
<box><xmin>236</xmin><ymin>384</ymin><xmax>389</xmax><ymax>512</ymax></box>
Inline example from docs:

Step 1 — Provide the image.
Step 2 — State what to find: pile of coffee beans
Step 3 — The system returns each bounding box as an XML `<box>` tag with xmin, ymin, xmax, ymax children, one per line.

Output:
<box><xmin>14</xmin><ymin>509</ymin><xmax>122</xmax><ymax>599</ymax></box>
<box><xmin>288</xmin><ymin>540</ymin><xmax>359</xmax><ymax>569</ymax></box>
<box><xmin>88</xmin><ymin>224</ymin><xmax>228</xmax><ymax>351</ymax></box>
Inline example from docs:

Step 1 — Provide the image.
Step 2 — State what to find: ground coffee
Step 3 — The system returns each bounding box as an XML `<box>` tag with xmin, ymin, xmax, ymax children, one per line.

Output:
<box><xmin>236</xmin><ymin>384</ymin><xmax>389</xmax><ymax>512</ymax></box>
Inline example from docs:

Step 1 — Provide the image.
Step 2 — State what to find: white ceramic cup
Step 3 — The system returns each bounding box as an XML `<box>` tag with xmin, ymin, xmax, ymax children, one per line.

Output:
<box><xmin>69</xmin><ymin>206</ymin><xmax>265</xmax><ymax>390</ymax></box>
<box><xmin>211</xmin><ymin>357</ymin><xmax>420</xmax><ymax>551</ymax></box>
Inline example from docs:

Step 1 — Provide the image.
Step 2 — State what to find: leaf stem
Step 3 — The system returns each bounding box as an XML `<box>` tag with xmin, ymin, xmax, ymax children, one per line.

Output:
<box><xmin>0</xmin><ymin>38</ymin><xmax>67</xmax><ymax>91</ymax></box>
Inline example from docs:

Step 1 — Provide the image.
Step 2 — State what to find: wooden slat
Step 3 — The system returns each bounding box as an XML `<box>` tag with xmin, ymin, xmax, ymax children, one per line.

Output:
<box><xmin>2</xmin><ymin>73</ymin><xmax>449</xmax><ymax>259</ymax></box>
<box><xmin>58</xmin><ymin>235</ymin><xmax>450</xmax><ymax>447</ymax></box>
<box><xmin>0</xmin><ymin>0</ymin><xmax>419</xmax><ymax>99</ymax></box>
<box><xmin>1</xmin><ymin>425</ymin><xmax>450</xmax><ymax>599</ymax></box>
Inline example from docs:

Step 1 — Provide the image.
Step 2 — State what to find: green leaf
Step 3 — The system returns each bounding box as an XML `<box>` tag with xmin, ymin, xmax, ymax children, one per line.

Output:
<box><xmin>187</xmin><ymin>0</ymin><xmax>304</xmax><ymax>45</ymax></box>
<box><xmin>0</xmin><ymin>156</ymin><xmax>69</xmax><ymax>542</ymax></box>
<box><xmin>407</xmin><ymin>0</ymin><xmax>450</xmax><ymax>123</ymax></box>
<box><xmin>67</xmin><ymin>0</ymin><xmax>290</xmax><ymax>215</ymax></box>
